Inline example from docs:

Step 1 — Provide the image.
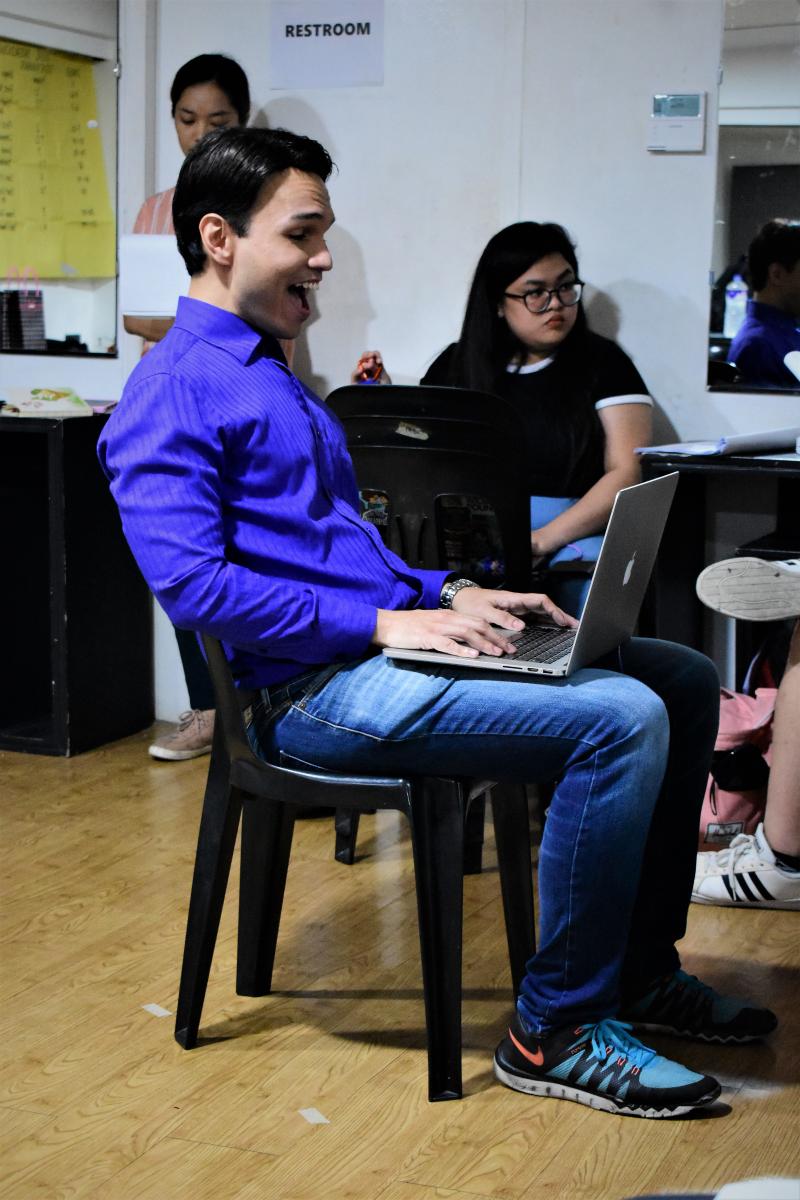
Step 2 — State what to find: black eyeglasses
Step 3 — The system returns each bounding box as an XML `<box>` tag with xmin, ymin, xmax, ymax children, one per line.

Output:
<box><xmin>503</xmin><ymin>279</ymin><xmax>584</xmax><ymax>314</ymax></box>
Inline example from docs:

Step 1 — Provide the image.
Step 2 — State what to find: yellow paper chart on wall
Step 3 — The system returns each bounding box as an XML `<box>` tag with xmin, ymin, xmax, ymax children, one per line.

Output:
<box><xmin>0</xmin><ymin>39</ymin><xmax>115</xmax><ymax>279</ymax></box>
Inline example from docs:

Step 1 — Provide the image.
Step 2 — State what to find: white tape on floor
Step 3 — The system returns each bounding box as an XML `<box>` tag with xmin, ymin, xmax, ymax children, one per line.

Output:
<box><xmin>299</xmin><ymin>1107</ymin><xmax>330</xmax><ymax>1125</ymax></box>
<box><xmin>142</xmin><ymin>1003</ymin><xmax>172</xmax><ymax>1018</ymax></box>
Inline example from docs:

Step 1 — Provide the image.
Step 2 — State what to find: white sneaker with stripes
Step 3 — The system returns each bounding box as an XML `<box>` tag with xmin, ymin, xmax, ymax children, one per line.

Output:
<box><xmin>692</xmin><ymin>823</ymin><xmax>800</xmax><ymax>910</ymax></box>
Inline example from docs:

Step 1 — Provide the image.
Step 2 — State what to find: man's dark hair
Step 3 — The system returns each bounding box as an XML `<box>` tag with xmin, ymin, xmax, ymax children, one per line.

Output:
<box><xmin>170</xmin><ymin>54</ymin><xmax>251</xmax><ymax>126</ymax></box>
<box><xmin>748</xmin><ymin>219</ymin><xmax>800</xmax><ymax>292</ymax></box>
<box><xmin>173</xmin><ymin>127</ymin><xmax>334</xmax><ymax>276</ymax></box>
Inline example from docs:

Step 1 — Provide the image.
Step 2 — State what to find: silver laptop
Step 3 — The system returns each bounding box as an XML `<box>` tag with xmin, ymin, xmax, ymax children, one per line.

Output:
<box><xmin>384</xmin><ymin>472</ymin><xmax>679</xmax><ymax>677</ymax></box>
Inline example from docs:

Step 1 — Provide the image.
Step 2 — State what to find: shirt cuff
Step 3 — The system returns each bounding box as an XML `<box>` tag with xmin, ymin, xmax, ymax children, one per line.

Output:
<box><xmin>315</xmin><ymin>592</ymin><xmax>381</xmax><ymax>659</ymax></box>
<box><xmin>414</xmin><ymin>568</ymin><xmax>452</xmax><ymax>608</ymax></box>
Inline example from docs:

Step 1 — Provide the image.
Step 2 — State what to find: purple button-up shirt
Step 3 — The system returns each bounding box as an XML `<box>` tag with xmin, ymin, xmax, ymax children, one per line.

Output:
<box><xmin>98</xmin><ymin>297</ymin><xmax>448</xmax><ymax>689</ymax></box>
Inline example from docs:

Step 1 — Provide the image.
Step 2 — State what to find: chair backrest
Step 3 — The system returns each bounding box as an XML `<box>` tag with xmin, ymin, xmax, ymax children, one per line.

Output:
<box><xmin>326</xmin><ymin>383</ymin><xmax>525</xmax><ymax>439</ymax></box>
<box><xmin>326</xmin><ymin>385</ymin><xmax>532</xmax><ymax>589</ymax></box>
<box><xmin>202</xmin><ymin>633</ymin><xmax>262</xmax><ymax>768</ymax></box>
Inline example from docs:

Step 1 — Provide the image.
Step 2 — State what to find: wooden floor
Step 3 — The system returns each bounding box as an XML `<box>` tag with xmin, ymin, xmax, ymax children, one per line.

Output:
<box><xmin>2</xmin><ymin>727</ymin><xmax>799</xmax><ymax>1200</ymax></box>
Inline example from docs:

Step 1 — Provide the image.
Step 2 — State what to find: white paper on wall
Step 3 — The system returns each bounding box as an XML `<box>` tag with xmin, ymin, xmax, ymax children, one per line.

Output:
<box><xmin>270</xmin><ymin>0</ymin><xmax>384</xmax><ymax>89</ymax></box>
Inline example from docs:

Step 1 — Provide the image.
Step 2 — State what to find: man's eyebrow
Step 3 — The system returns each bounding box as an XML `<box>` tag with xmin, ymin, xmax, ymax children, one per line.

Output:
<box><xmin>286</xmin><ymin>209</ymin><xmax>330</xmax><ymax>221</ymax></box>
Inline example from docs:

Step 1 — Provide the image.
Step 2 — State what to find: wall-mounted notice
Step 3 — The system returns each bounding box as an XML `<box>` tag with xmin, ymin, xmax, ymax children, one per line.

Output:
<box><xmin>270</xmin><ymin>0</ymin><xmax>384</xmax><ymax>89</ymax></box>
<box><xmin>0</xmin><ymin>39</ymin><xmax>115</xmax><ymax>279</ymax></box>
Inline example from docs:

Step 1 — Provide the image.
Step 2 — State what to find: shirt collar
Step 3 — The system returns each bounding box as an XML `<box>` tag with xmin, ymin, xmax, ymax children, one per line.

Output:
<box><xmin>747</xmin><ymin>299</ymin><xmax>799</xmax><ymax>331</ymax></box>
<box><xmin>173</xmin><ymin>296</ymin><xmax>287</xmax><ymax>366</ymax></box>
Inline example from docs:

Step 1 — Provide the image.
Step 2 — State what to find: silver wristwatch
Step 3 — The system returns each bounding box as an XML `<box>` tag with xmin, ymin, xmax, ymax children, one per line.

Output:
<box><xmin>439</xmin><ymin>577</ymin><xmax>479</xmax><ymax>609</ymax></box>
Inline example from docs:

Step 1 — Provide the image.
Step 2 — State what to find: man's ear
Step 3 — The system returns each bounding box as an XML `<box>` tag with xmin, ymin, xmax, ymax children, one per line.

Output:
<box><xmin>767</xmin><ymin>261</ymin><xmax>787</xmax><ymax>288</ymax></box>
<box><xmin>198</xmin><ymin>213</ymin><xmax>235</xmax><ymax>267</ymax></box>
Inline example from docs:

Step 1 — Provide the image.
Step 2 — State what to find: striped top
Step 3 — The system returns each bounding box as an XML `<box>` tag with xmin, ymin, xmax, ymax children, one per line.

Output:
<box><xmin>133</xmin><ymin>187</ymin><xmax>175</xmax><ymax>235</ymax></box>
<box><xmin>98</xmin><ymin>297</ymin><xmax>447</xmax><ymax>689</ymax></box>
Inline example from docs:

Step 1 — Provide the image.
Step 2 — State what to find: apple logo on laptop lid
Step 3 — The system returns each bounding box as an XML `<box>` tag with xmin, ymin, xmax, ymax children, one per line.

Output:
<box><xmin>623</xmin><ymin>552</ymin><xmax>637</xmax><ymax>587</ymax></box>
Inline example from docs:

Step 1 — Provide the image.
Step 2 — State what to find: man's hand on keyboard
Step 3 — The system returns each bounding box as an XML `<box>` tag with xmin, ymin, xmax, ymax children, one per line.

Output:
<box><xmin>451</xmin><ymin>587</ymin><xmax>578</xmax><ymax>632</ymax></box>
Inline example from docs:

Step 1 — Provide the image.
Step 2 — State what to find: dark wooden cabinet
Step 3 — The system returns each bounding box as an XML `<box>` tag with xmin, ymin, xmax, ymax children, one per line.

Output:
<box><xmin>639</xmin><ymin>451</ymin><xmax>800</xmax><ymax>686</ymax></box>
<box><xmin>0</xmin><ymin>415</ymin><xmax>153</xmax><ymax>755</ymax></box>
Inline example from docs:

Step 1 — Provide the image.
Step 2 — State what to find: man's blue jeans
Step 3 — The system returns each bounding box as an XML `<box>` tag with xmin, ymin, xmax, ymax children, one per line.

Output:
<box><xmin>248</xmin><ymin>638</ymin><xmax>719</xmax><ymax>1034</ymax></box>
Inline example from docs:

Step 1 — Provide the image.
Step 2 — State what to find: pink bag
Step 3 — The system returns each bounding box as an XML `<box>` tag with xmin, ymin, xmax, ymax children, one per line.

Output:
<box><xmin>698</xmin><ymin>688</ymin><xmax>776</xmax><ymax>850</ymax></box>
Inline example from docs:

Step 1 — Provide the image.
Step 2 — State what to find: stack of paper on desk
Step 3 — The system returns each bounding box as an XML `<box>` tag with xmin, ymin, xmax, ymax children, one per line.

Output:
<box><xmin>637</xmin><ymin>426</ymin><xmax>800</xmax><ymax>457</ymax></box>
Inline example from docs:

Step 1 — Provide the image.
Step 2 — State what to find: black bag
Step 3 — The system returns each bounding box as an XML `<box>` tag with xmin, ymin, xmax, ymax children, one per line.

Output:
<box><xmin>1</xmin><ymin>268</ymin><xmax>46</xmax><ymax>351</ymax></box>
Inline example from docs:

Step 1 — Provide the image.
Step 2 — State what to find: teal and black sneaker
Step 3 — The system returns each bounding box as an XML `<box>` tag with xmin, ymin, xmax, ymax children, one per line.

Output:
<box><xmin>620</xmin><ymin>970</ymin><xmax>778</xmax><ymax>1044</ymax></box>
<box><xmin>493</xmin><ymin>1013</ymin><xmax>720</xmax><ymax>1118</ymax></box>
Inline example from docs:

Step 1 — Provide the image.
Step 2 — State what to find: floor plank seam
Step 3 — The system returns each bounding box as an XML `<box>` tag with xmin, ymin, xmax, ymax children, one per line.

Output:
<box><xmin>161</xmin><ymin>1131</ymin><xmax>279</xmax><ymax>1159</ymax></box>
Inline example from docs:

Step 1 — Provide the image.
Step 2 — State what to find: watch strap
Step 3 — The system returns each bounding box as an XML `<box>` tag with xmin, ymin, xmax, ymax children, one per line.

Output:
<box><xmin>439</xmin><ymin>577</ymin><xmax>479</xmax><ymax>609</ymax></box>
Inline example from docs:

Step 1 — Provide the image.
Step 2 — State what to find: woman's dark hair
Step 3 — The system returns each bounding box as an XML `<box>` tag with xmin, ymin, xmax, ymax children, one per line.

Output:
<box><xmin>170</xmin><ymin>54</ymin><xmax>251</xmax><ymax>126</ymax></box>
<box><xmin>448</xmin><ymin>221</ymin><xmax>589</xmax><ymax>393</ymax></box>
<box><xmin>173</xmin><ymin>127</ymin><xmax>334</xmax><ymax>275</ymax></box>
<box><xmin>748</xmin><ymin>219</ymin><xmax>800</xmax><ymax>292</ymax></box>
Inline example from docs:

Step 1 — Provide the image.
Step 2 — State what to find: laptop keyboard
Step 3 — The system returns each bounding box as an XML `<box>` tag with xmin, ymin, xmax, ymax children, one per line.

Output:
<box><xmin>510</xmin><ymin>625</ymin><xmax>576</xmax><ymax>663</ymax></box>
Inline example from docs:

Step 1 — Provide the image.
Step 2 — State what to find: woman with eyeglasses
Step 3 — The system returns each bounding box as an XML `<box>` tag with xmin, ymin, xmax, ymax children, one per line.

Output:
<box><xmin>356</xmin><ymin>222</ymin><xmax>653</xmax><ymax>613</ymax></box>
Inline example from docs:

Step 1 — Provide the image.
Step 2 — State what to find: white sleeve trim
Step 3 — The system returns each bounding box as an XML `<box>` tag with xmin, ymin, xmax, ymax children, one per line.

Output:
<box><xmin>594</xmin><ymin>394</ymin><xmax>653</xmax><ymax>410</ymax></box>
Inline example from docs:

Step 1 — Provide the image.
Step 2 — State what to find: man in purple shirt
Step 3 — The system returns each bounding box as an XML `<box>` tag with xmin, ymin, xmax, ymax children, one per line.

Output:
<box><xmin>99</xmin><ymin>128</ymin><xmax>775</xmax><ymax>1120</ymax></box>
<box><xmin>729</xmin><ymin>220</ymin><xmax>800</xmax><ymax>389</ymax></box>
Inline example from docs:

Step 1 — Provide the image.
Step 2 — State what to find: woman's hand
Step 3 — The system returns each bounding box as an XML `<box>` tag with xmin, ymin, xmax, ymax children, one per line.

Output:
<box><xmin>370</xmin><ymin>587</ymin><xmax>577</xmax><ymax>659</ymax></box>
<box><xmin>352</xmin><ymin>350</ymin><xmax>390</xmax><ymax>384</ymax></box>
<box><xmin>530</xmin><ymin>528</ymin><xmax>558</xmax><ymax>558</ymax></box>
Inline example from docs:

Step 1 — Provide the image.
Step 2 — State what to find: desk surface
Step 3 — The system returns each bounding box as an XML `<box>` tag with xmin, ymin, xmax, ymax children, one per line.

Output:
<box><xmin>640</xmin><ymin>451</ymin><xmax>800</xmax><ymax>478</ymax></box>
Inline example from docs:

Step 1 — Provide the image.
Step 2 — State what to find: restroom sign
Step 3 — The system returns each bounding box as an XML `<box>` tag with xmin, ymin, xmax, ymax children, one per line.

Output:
<box><xmin>270</xmin><ymin>0</ymin><xmax>384</xmax><ymax>88</ymax></box>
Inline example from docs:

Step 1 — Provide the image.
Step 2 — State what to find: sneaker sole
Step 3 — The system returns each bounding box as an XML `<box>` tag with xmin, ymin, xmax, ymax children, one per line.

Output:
<box><xmin>691</xmin><ymin>890</ymin><xmax>800</xmax><ymax>911</ymax></box>
<box><xmin>493</xmin><ymin>1059</ymin><xmax>720</xmax><ymax>1117</ymax></box>
<box><xmin>696</xmin><ymin>558</ymin><xmax>800</xmax><ymax>622</ymax></box>
<box><xmin>148</xmin><ymin>744</ymin><xmax>212</xmax><ymax>761</ymax></box>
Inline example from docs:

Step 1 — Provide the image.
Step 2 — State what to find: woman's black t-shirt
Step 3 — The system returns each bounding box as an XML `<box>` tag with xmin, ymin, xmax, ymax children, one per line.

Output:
<box><xmin>420</xmin><ymin>332</ymin><xmax>650</xmax><ymax>497</ymax></box>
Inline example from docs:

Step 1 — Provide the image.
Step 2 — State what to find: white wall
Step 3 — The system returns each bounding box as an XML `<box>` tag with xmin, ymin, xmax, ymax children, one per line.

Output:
<box><xmin>721</xmin><ymin>44</ymin><xmax>800</xmax><ymax>124</ymax></box>
<box><xmin>153</xmin><ymin>0</ymin><xmax>526</xmax><ymax>395</ymax></box>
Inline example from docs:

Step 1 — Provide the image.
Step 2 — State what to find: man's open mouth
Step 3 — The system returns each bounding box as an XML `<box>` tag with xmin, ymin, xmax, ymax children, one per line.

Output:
<box><xmin>288</xmin><ymin>280</ymin><xmax>320</xmax><ymax>314</ymax></box>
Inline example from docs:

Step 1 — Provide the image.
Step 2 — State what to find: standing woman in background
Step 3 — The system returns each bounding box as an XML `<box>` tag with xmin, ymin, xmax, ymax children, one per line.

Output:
<box><xmin>124</xmin><ymin>54</ymin><xmax>251</xmax><ymax>350</ymax></box>
<box><xmin>357</xmin><ymin>222</ymin><xmax>653</xmax><ymax>614</ymax></box>
<box><xmin>125</xmin><ymin>54</ymin><xmax>251</xmax><ymax>761</ymax></box>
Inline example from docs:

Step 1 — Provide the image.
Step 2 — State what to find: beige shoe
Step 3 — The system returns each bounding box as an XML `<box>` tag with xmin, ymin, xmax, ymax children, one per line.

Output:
<box><xmin>148</xmin><ymin>709</ymin><xmax>215</xmax><ymax>761</ymax></box>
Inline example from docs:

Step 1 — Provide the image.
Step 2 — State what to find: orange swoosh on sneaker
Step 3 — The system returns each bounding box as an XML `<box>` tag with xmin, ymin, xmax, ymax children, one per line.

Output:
<box><xmin>509</xmin><ymin>1027</ymin><xmax>544</xmax><ymax>1066</ymax></box>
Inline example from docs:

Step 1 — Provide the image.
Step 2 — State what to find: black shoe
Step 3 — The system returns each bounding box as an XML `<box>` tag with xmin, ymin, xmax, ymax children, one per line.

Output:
<box><xmin>493</xmin><ymin>1012</ymin><xmax>720</xmax><ymax>1118</ymax></box>
<box><xmin>620</xmin><ymin>970</ymin><xmax>778</xmax><ymax>1044</ymax></box>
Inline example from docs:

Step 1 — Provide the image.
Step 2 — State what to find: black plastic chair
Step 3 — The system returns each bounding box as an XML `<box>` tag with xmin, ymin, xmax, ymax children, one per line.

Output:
<box><xmin>174</xmin><ymin>634</ymin><xmax>537</xmax><ymax>1102</ymax></box>
<box><xmin>326</xmin><ymin>384</ymin><xmax>532</xmax><ymax>591</ymax></box>
<box><xmin>326</xmin><ymin>385</ymin><xmax>535</xmax><ymax>868</ymax></box>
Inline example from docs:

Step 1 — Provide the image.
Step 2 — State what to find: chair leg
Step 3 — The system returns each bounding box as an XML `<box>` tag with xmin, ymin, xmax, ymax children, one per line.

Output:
<box><xmin>409</xmin><ymin>778</ymin><xmax>466</xmax><ymax>1102</ymax></box>
<box><xmin>491</xmin><ymin>782</ymin><xmax>537</xmax><ymax>1000</ymax></box>
<box><xmin>334</xmin><ymin>807</ymin><xmax>360</xmax><ymax>865</ymax></box>
<box><xmin>237</xmin><ymin>800</ymin><xmax>296</xmax><ymax>996</ymax></box>
<box><xmin>463</xmin><ymin>792</ymin><xmax>486</xmax><ymax>875</ymax></box>
<box><xmin>175</xmin><ymin>739</ymin><xmax>243</xmax><ymax>1050</ymax></box>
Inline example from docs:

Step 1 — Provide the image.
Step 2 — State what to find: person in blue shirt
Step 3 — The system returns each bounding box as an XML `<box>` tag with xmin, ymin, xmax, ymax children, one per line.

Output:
<box><xmin>98</xmin><ymin>127</ymin><xmax>776</xmax><ymax>1121</ymax></box>
<box><xmin>728</xmin><ymin>220</ymin><xmax>800</xmax><ymax>389</ymax></box>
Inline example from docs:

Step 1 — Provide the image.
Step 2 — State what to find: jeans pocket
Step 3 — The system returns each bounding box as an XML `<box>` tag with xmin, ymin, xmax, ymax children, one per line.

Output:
<box><xmin>291</xmin><ymin>662</ymin><xmax>347</xmax><ymax>712</ymax></box>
